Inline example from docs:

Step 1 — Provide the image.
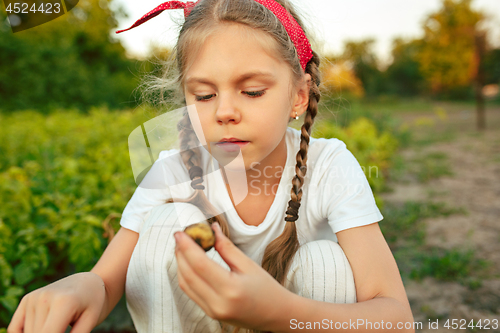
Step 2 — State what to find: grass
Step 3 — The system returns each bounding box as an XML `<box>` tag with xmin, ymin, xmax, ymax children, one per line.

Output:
<box><xmin>378</xmin><ymin>200</ymin><xmax>491</xmax><ymax>287</ymax></box>
<box><xmin>385</xmin><ymin>148</ymin><xmax>455</xmax><ymax>185</ymax></box>
<box><xmin>319</xmin><ymin>94</ymin><xmax>499</xmax><ymax>119</ymax></box>
<box><xmin>322</xmin><ymin>96</ymin><xmax>499</xmax><ymax>314</ymax></box>
<box><xmin>412</xmin><ymin>129</ymin><xmax>457</xmax><ymax>147</ymax></box>
<box><xmin>380</xmin><ymin>201</ymin><xmax>467</xmax><ymax>250</ymax></box>
<box><xmin>412</xmin><ymin>151</ymin><xmax>454</xmax><ymax>182</ymax></box>
<box><xmin>408</xmin><ymin>248</ymin><xmax>491</xmax><ymax>283</ymax></box>
<box><xmin>377</xmin><ymin>104</ymin><xmax>495</xmax><ymax>287</ymax></box>
<box><xmin>346</xmin><ymin>96</ymin><xmax>500</xmax><ymax>283</ymax></box>
<box><xmin>426</xmin><ymin>188</ymin><xmax>450</xmax><ymax>199</ymax></box>
<box><xmin>391</xmin><ymin>241</ymin><xmax>491</xmax><ymax>288</ymax></box>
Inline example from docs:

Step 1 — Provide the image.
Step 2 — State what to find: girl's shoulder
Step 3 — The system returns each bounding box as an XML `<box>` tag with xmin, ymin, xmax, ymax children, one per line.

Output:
<box><xmin>285</xmin><ymin>126</ymin><xmax>367</xmax><ymax>189</ymax></box>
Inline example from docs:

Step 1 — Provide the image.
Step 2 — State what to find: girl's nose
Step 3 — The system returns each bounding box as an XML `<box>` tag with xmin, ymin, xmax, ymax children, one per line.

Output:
<box><xmin>215</xmin><ymin>93</ymin><xmax>241</xmax><ymax>125</ymax></box>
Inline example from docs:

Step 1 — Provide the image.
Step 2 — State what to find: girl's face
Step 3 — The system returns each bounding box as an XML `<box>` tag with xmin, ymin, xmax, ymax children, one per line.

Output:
<box><xmin>183</xmin><ymin>23</ymin><xmax>310</xmax><ymax>172</ymax></box>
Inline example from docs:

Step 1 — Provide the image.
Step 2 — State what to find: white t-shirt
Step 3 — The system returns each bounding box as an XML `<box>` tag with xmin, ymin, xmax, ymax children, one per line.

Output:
<box><xmin>120</xmin><ymin>126</ymin><xmax>383</xmax><ymax>264</ymax></box>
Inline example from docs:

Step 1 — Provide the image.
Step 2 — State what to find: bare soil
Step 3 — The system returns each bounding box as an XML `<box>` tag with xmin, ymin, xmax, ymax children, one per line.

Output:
<box><xmin>380</xmin><ymin>103</ymin><xmax>500</xmax><ymax>332</ymax></box>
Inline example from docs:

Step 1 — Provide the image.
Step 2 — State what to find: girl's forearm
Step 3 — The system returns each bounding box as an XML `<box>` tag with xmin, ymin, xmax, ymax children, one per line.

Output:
<box><xmin>94</xmin><ymin>282</ymin><xmax>113</xmax><ymax>327</ymax></box>
<box><xmin>266</xmin><ymin>291</ymin><xmax>416</xmax><ymax>333</ymax></box>
<box><xmin>89</xmin><ymin>271</ymin><xmax>124</xmax><ymax>327</ymax></box>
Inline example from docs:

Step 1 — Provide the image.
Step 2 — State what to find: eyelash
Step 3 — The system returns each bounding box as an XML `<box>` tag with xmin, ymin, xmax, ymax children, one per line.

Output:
<box><xmin>194</xmin><ymin>90</ymin><xmax>266</xmax><ymax>102</ymax></box>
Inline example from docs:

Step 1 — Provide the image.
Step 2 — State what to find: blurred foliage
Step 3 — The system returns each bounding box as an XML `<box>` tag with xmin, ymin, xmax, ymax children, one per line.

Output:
<box><xmin>483</xmin><ymin>48</ymin><xmax>500</xmax><ymax>86</ymax></box>
<box><xmin>312</xmin><ymin>117</ymin><xmax>399</xmax><ymax>202</ymax></box>
<box><xmin>319</xmin><ymin>0</ymin><xmax>500</xmax><ymax>102</ymax></box>
<box><xmin>0</xmin><ymin>102</ymin><xmax>404</xmax><ymax>328</ymax></box>
<box><xmin>0</xmin><ymin>0</ymin><xmax>142</xmax><ymax>113</ymax></box>
<box><xmin>0</xmin><ymin>107</ymin><xmax>148</xmax><ymax>327</ymax></box>
<box><xmin>415</xmin><ymin>0</ymin><xmax>484</xmax><ymax>97</ymax></box>
<box><xmin>385</xmin><ymin>38</ymin><xmax>428</xmax><ymax>97</ymax></box>
<box><xmin>340</xmin><ymin>38</ymin><xmax>386</xmax><ymax>98</ymax></box>
<box><xmin>320</xmin><ymin>58</ymin><xmax>365</xmax><ymax>98</ymax></box>
<box><xmin>1</xmin><ymin>0</ymin><xmax>499</xmax><ymax>111</ymax></box>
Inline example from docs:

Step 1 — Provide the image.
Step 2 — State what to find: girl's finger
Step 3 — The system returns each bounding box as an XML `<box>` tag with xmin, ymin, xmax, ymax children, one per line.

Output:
<box><xmin>175</xmin><ymin>231</ymin><xmax>233</xmax><ymax>289</ymax></box>
<box><xmin>40</xmin><ymin>300</ymin><xmax>79</xmax><ymax>333</ymax></box>
<box><xmin>7</xmin><ymin>295</ymin><xmax>27</xmax><ymax>333</ymax></box>
<box><xmin>176</xmin><ymin>249</ymin><xmax>217</xmax><ymax>316</ymax></box>
<box><xmin>25</xmin><ymin>296</ymin><xmax>35</xmax><ymax>333</ymax></box>
<box><xmin>32</xmin><ymin>297</ymin><xmax>50</xmax><ymax>333</ymax></box>
<box><xmin>212</xmin><ymin>222</ymin><xmax>255</xmax><ymax>272</ymax></box>
<box><xmin>68</xmin><ymin>309</ymin><xmax>100</xmax><ymax>333</ymax></box>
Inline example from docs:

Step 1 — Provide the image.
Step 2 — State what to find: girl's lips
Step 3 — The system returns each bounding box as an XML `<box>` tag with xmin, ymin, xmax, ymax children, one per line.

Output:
<box><xmin>215</xmin><ymin>141</ymin><xmax>249</xmax><ymax>152</ymax></box>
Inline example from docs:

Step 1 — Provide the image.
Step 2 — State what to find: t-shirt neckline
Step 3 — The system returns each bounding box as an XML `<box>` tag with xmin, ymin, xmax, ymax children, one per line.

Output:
<box><xmin>214</xmin><ymin>134</ymin><xmax>293</xmax><ymax>231</ymax></box>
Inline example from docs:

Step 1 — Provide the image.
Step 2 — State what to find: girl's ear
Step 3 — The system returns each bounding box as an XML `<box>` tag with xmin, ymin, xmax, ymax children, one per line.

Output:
<box><xmin>291</xmin><ymin>73</ymin><xmax>312</xmax><ymax>118</ymax></box>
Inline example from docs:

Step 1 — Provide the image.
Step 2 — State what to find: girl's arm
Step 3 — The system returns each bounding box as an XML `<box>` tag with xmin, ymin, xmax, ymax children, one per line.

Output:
<box><xmin>271</xmin><ymin>222</ymin><xmax>415</xmax><ymax>333</ymax></box>
<box><xmin>90</xmin><ymin>227</ymin><xmax>139</xmax><ymax>326</ymax></box>
<box><xmin>173</xmin><ymin>222</ymin><xmax>414</xmax><ymax>333</ymax></box>
<box><xmin>8</xmin><ymin>227</ymin><xmax>139</xmax><ymax>333</ymax></box>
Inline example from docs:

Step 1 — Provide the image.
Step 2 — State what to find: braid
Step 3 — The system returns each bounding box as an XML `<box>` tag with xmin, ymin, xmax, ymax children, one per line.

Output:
<box><xmin>260</xmin><ymin>50</ymin><xmax>321</xmax><ymax>285</ymax></box>
<box><xmin>152</xmin><ymin>0</ymin><xmax>322</xmax><ymax>330</ymax></box>
<box><xmin>232</xmin><ymin>52</ymin><xmax>321</xmax><ymax>333</ymax></box>
<box><xmin>165</xmin><ymin>111</ymin><xmax>232</xmax><ymax>237</ymax></box>
<box><xmin>177</xmin><ymin>113</ymin><xmax>201</xmax><ymax>173</ymax></box>
<box><xmin>170</xmin><ymin>52</ymin><xmax>322</xmax><ymax>333</ymax></box>
<box><xmin>166</xmin><ymin>111</ymin><xmax>238</xmax><ymax>332</ymax></box>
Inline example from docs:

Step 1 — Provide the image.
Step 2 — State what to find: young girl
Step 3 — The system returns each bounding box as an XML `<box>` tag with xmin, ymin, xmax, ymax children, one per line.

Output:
<box><xmin>8</xmin><ymin>0</ymin><xmax>415</xmax><ymax>332</ymax></box>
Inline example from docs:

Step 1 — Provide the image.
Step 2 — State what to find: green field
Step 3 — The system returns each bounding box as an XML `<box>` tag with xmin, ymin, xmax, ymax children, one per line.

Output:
<box><xmin>1</xmin><ymin>97</ymin><xmax>497</xmax><ymax>330</ymax></box>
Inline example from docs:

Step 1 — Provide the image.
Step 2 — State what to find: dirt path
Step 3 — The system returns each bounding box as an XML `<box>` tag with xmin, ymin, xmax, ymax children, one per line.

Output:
<box><xmin>380</xmin><ymin>104</ymin><xmax>500</xmax><ymax>332</ymax></box>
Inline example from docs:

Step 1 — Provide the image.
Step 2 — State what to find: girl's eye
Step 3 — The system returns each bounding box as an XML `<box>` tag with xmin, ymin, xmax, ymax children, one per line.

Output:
<box><xmin>195</xmin><ymin>94</ymin><xmax>216</xmax><ymax>102</ymax></box>
<box><xmin>194</xmin><ymin>90</ymin><xmax>266</xmax><ymax>101</ymax></box>
<box><xmin>244</xmin><ymin>90</ymin><xmax>266</xmax><ymax>98</ymax></box>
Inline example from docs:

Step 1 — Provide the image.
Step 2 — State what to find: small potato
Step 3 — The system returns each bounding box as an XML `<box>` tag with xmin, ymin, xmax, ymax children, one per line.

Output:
<box><xmin>183</xmin><ymin>222</ymin><xmax>216</xmax><ymax>252</ymax></box>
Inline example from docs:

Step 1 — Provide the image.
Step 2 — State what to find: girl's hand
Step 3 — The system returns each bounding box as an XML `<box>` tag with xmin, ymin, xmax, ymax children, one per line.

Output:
<box><xmin>7</xmin><ymin>272</ymin><xmax>106</xmax><ymax>333</ymax></box>
<box><xmin>174</xmin><ymin>222</ymin><xmax>293</xmax><ymax>331</ymax></box>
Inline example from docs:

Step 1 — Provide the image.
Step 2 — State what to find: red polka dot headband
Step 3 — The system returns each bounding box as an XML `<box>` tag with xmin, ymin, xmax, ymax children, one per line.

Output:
<box><xmin>115</xmin><ymin>0</ymin><xmax>313</xmax><ymax>71</ymax></box>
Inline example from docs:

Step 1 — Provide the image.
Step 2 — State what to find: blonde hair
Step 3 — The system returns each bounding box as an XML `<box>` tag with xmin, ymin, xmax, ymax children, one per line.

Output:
<box><xmin>140</xmin><ymin>0</ymin><xmax>321</xmax><ymax>332</ymax></box>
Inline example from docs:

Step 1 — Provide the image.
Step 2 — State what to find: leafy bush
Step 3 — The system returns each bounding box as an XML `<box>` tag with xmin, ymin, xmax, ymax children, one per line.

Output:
<box><xmin>0</xmin><ymin>107</ymin><xmax>147</xmax><ymax>327</ymax></box>
<box><xmin>0</xmin><ymin>0</ymin><xmax>141</xmax><ymax>113</ymax></box>
<box><xmin>0</xmin><ymin>108</ymin><xmax>401</xmax><ymax>328</ymax></box>
<box><xmin>313</xmin><ymin>117</ymin><xmax>399</xmax><ymax>199</ymax></box>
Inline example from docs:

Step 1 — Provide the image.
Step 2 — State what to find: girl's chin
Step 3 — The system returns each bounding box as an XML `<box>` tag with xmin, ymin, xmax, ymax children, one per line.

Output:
<box><xmin>215</xmin><ymin>156</ymin><xmax>250</xmax><ymax>172</ymax></box>
<box><xmin>208</xmin><ymin>143</ymin><xmax>249</xmax><ymax>168</ymax></box>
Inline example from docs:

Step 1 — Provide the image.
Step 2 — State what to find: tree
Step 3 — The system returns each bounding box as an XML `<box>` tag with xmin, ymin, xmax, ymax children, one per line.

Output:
<box><xmin>415</xmin><ymin>0</ymin><xmax>485</xmax><ymax>98</ymax></box>
<box><xmin>385</xmin><ymin>38</ymin><xmax>427</xmax><ymax>97</ymax></box>
<box><xmin>0</xmin><ymin>0</ymin><xmax>140</xmax><ymax>112</ymax></box>
<box><xmin>341</xmin><ymin>38</ymin><xmax>386</xmax><ymax>97</ymax></box>
<box><xmin>320</xmin><ymin>55</ymin><xmax>365</xmax><ymax>98</ymax></box>
<box><xmin>483</xmin><ymin>47</ymin><xmax>500</xmax><ymax>86</ymax></box>
<box><xmin>473</xmin><ymin>31</ymin><xmax>487</xmax><ymax>130</ymax></box>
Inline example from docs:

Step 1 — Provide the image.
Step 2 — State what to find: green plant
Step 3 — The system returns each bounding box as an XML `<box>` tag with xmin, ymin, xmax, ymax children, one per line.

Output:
<box><xmin>380</xmin><ymin>201</ymin><xmax>466</xmax><ymax>250</ymax></box>
<box><xmin>411</xmin><ymin>151</ymin><xmax>454</xmax><ymax>182</ymax></box>
<box><xmin>380</xmin><ymin>200</ymin><xmax>475</xmax><ymax>284</ymax></box>
<box><xmin>0</xmin><ymin>107</ymin><xmax>149</xmax><ymax>328</ymax></box>
<box><xmin>313</xmin><ymin>117</ymin><xmax>399</xmax><ymax>195</ymax></box>
<box><xmin>409</xmin><ymin>248</ymin><xmax>490</xmax><ymax>282</ymax></box>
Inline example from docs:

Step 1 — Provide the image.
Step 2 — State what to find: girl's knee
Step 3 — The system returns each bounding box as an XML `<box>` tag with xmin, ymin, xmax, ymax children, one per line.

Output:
<box><xmin>285</xmin><ymin>239</ymin><xmax>357</xmax><ymax>303</ymax></box>
<box><xmin>137</xmin><ymin>202</ymin><xmax>229</xmax><ymax>272</ymax></box>
<box><xmin>134</xmin><ymin>202</ymin><xmax>208</xmax><ymax>272</ymax></box>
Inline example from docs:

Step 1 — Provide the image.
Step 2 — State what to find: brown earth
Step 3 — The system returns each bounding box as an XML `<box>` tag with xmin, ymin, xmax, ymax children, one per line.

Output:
<box><xmin>380</xmin><ymin>103</ymin><xmax>500</xmax><ymax>332</ymax></box>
